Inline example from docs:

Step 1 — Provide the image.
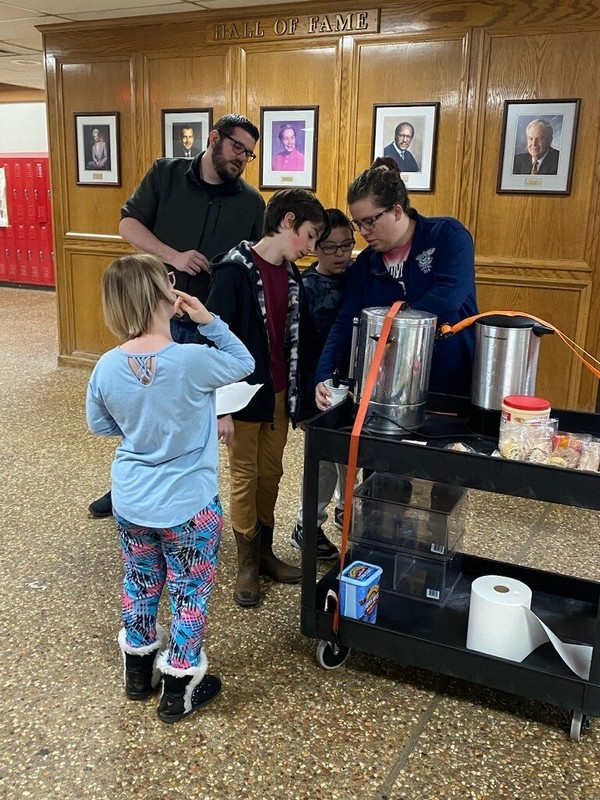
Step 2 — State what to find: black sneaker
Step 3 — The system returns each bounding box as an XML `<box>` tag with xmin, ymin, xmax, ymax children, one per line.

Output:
<box><xmin>88</xmin><ymin>490</ymin><xmax>112</xmax><ymax>518</ymax></box>
<box><xmin>333</xmin><ymin>506</ymin><xmax>344</xmax><ymax>530</ymax></box>
<box><xmin>290</xmin><ymin>523</ymin><xmax>339</xmax><ymax>561</ymax></box>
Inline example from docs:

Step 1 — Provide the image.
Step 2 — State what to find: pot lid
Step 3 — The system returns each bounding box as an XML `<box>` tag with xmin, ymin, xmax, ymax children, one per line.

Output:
<box><xmin>363</xmin><ymin>306</ymin><xmax>437</xmax><ymax>324</ymax></box>
<box><xmin>476</xmin><ymin>314</ymin><xmax>537</xmax><ymax>328</ymax></box>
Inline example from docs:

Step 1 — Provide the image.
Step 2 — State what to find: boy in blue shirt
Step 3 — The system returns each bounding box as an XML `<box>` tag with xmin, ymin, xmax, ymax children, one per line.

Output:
<box><xmin>290</xmin><ymin>209</ymin><xmax>355</xmax><ymax>559</ymax></box>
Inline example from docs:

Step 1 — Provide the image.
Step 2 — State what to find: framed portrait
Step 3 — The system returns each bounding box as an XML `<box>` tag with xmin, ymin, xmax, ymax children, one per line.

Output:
<box><xmin>74</xmin><ymin>113</ymin><xmax>120</xmax><ymax>186</ymax></box>
<box><xmin>162</xmin><ymin>108</ymin><xmax>213</xmax><ymax>158</ymax></box>
<box><xmin>372</xmin><ymin>103</ymin><xmax>440</xmax><ymax>192</ymax></box>
<box><xmin>260</xmin><ymin>106</ymin><xmax>318</xmax><ymax>190</ymax></box>
<box><xmin>497</xmin><ymin>99</ymin><xmax>580</xmax><ymax>194</ymax></box>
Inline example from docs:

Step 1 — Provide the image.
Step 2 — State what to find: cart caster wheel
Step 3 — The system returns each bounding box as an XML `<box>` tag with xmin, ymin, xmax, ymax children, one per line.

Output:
<box><xmin>569</xmin><ymin>710</ymin><xmax>588</xmax><ymax>742</ymax></box>
<box><xmin>316</xmin><ymin>640</ymin><xmax>351</xmax><ymax>670</ymax></box>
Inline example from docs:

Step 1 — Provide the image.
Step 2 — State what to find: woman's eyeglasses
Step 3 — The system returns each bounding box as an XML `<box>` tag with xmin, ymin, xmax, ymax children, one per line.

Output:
<box><xmin>351</xmin><ymin>207</ymin><xmax>395</xmax><ymax>232</ymax></box>
<box><xmin>220</xmin><ymin>132</ymin><xmax>257</xmax><ymax>161</ymax></box>
<box><xmin>318</xmin><ymin>240</ymin><xmax>355</xmax><ymax>255</ymax></box>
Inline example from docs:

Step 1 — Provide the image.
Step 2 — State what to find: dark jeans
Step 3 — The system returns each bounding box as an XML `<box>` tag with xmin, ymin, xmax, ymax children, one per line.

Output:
<box><xmin>170</xmin><ymin>317</ymin><xmax>198</xmax><ymax>344</ymax></box>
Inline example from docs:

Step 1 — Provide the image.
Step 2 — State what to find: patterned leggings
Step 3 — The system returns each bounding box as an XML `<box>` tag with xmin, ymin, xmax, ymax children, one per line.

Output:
<box><xmin>115</xmin><ymin>496</ymin><xmax>222</xmax><ymax>670</ymax></box>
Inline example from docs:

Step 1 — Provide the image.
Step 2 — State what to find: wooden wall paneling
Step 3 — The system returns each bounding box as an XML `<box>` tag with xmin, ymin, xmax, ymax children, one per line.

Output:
<box><xmin>45</xmin><ymin>54</ymin><xmax>69</xmax><ymax>359</ymax></box>
<box><xmin>475</xmin><ymin>272</ymin><xmax>590</xmax><ymax>408</ymax></box>
<box><xmin>42</xmin><ymin>13</ymin><xmax>216</xmax><ymax>63</ymax></box>
<box><xmin>336</xmin><ymin>35</ymin><xmax>359</xmax><ymax>206</ymax></box>
<box><xmin>382</xmin><ymin>1</ymin><xmax>600</xmax><ymax>36</ymax></box>
<box><xmin>144</xmin><ymin>51</ymin><xmax>232</xmax><ymax>168</ymax></box>
<box><xmin>230</xmin><ymin>44</ymin><xmax>260</xmax><ymax>187</ymax></box>
<box><xmin>60</xmin><ymin>59</ymin><xmax>133</xmax><ymax>237</ymax></box>
<box><xmin>234</xmin><ymin>43</ymin><xmax>246</xmax><ymax>123</ymax></box>
<box><xmin>456</xmin><ymin>26</ymin><xmax>487</xmax><ymax>233</ymax></box>
<box><xmin>476</xmin><ymin>31</ymin><xmax>600</xmax><ymax>263</ymax></box>
<box><xmin>244</xmin><ymin>42</ymin><xmax>340</xmax><ymax>205</ymax></box>
<box><xmin>59</xmin><ymin>244</ymin><xmax>125</xmax><ymax>366</ymax></box>
<box><xmin>131</xmin><ymin>53</ymin><xmax>151</xmax><ymax>189</ymax></box>
<box><xmin>575</xmin><ymin>86</ymin><xmax>600</xmax><ymax>411</ymax></box>
<box><xmin>353</xmin><ymin>34</ymin><xmax>470</xmax><ymax>221</ymax></box>
<box><xmin>473</xmin><ymin>29</ymin><xmax>600</xmax><ymax>410</ymax></box>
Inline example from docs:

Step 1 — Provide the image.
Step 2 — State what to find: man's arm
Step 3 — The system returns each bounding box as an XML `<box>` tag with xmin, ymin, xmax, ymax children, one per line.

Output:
<box><xmin>119</xmin><ymin>217</ymin><xmax>209</xmax><ymax>274</ymax></box>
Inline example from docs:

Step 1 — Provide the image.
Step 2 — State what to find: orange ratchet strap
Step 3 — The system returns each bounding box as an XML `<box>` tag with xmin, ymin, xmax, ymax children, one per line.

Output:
<box><xmin>332</xmin><ymin>300</ymin><xmax>404</xmax><ymax>634</ymax></box>
<box><xmin>438</xmin><ymin>310</ymin><xmax>600</xmax><ymax>380</ymax></box>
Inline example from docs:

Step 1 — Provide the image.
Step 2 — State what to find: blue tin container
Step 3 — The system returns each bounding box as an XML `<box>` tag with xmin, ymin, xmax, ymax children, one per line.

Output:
<box><xmin>340</xmin><ymin>560</ymin><xmax>383</xmax><ymax>623</ymax></box>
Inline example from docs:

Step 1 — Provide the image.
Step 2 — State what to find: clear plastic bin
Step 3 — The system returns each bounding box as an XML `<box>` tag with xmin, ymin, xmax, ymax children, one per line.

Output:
<box><xmin>345</xmin><ymin>545</ymin><xmax>397</xmax><ymax>593</ymax></box>
<box><xmin>352</xmin><ymin>473</ymin><xmax>467</xmax><ymax>558</ymax></box>
<box><xmin>393</xmin><ymin>551</ymin><xmax>462</xmax><ymax>605</ymax></box>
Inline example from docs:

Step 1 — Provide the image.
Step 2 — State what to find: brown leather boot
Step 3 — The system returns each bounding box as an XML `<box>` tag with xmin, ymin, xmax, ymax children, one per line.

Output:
<box><xmin>259</xmin><ymin>523</ymin><xmax>301</xmax><ymax>584</ymax></box>
<box><xmin>233</xmin><ymin>529</ymin><xmax>261</xmax><ymax>607</ymax></box>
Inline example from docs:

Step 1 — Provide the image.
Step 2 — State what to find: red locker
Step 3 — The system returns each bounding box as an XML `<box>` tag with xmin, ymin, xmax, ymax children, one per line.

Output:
<box><xmin>23</xmin><ymin>160</ymin><xmax>37</xmax><ymax>223</ymax></box>
<box><xmin>4</xmin><ymin>226</ymin><xmax>17</xmax><ymax>281</ymax></box>
<box><xmin>27</xmin><ymin>248</ymin><xmax>40</xmax><ymax>284</ymax></box>
<box><xmin>16</xmin><ymin>223</ymin><xmax>27</xmax><ymax>280</ymax></box>
<box><xmin>26</xmin><ymin>224</ymin><xmax>40</xmax><ymax>284</ymax></box>
<box><xmin>0</xmin><ymin>156</ymin><xmax>54</xmax><ymax>286</ymax></box>
<box><xmin>39</xmin><ymin>223</ymin><xmax>55</xmax><ymax>286</ymax></box>
<box><xmin>9</xmin><ymin>160</ymin><xmax>25</xmax><ymax>223</ymax></box>
<box><xmin>0</xmin><ymin>229</ymin><xmax>6</xmax><ymax>281</ymax></box>
<box><xmin>33</xmin><ymin>160</ymin><xmax>49</xmax><ymax>223</ymax></box>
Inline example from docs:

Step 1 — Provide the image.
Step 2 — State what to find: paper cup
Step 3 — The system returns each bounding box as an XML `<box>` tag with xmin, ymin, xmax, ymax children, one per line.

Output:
<box><xmin>324</xmin><ymin>379</ymin><xmax>349</xmax><ymax>407</ymax></box>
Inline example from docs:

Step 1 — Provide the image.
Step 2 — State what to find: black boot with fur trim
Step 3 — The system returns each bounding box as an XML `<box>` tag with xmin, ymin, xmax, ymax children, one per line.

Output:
<box><xmin>118</xmin><ymin>623</ymin><xmax>168</xmax><ymax>700</ymax></box>
<box><xmin>156</xmin><ymin>650</ymin><xmax>222</xmax><ymax>724</ymax></box>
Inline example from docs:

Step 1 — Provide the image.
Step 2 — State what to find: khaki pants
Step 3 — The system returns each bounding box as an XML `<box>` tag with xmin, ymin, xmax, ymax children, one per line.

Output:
<box><xmin>227</xmin><ymin>391</ymin><xmax>289</xmax><ymax>538</ymax></box>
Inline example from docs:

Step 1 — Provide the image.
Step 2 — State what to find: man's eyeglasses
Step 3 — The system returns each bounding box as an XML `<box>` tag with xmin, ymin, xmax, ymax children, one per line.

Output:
<box><xmin>351</xmin><ymin>207</ymin><xmax>395</xmax><ymax>232</ymax></box>
<box><xmin>319</xmin><ymin>240</ymin><xmax>355</xmax><ymax>255</ymax></box>
<box><xmin>167</xmin><ymin>271</ymin><xmax>176</xmax><ymax>287</ymax></box>
<box><xmin>220</xmin><ymin>132</ymin><xmax>256</xmax><ymax>161</ymax></box>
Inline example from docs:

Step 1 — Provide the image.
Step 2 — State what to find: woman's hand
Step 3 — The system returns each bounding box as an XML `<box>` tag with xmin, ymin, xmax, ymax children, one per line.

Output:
<box><xmin>173</xmin><ymin>289</ymin><xmax>213</xmax><ymax>325</ymax></box>
<box><xmin>315</xmin><ymin>381</ymin><xmax>332</xmax><ymax>411</ymax></box>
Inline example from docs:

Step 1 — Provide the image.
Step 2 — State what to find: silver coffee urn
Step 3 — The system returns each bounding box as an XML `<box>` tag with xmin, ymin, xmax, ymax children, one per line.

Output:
<box><xmin>469</xmin><ymin>314</ymin><xmax>553</xmax><ymax>435</ymax></box>
<box><xmin>353</xmin><ymin>306</ymin><xmax>437</xmax><ymax>434</ymax></box>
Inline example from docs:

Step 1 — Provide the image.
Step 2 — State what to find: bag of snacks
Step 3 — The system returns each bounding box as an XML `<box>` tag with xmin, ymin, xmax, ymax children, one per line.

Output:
<box><xmin>576</xmin><ymin>438</ymin><xmax>600</xmax><ymax>472</ymax></box>
<box><xmin>549</xmin><ymin>432</ymin><xmax>592</xmax><ymax>469</ymax></box>
<box><xmin>498</xmin><ymin>418</ymin><xmax>556</xmax><ymax>463</ymax></box>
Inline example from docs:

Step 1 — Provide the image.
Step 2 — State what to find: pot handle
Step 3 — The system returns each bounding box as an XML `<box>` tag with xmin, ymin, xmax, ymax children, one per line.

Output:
<box><xmin>369</xmin><ymin>334</ymin><xmax>397</xmax><ymax>343</ymax></box>
<box><xmin>532</xmin><ymin>323</ymin><xmax>554</xmax><ymax>337</ymax></box>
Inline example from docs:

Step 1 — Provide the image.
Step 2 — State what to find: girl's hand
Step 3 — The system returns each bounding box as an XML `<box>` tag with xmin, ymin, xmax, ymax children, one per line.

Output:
<box><xmin>173</xmin><ymin>290</ymin><xmax>214</xmax><ymax>325</ymax></box>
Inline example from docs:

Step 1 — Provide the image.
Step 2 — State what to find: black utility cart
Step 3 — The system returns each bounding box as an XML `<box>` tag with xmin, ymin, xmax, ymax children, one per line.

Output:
<box><xmin>300</xmin><ymin>394</ymin><xmax>600</xmax><ymax>741</ymax></box>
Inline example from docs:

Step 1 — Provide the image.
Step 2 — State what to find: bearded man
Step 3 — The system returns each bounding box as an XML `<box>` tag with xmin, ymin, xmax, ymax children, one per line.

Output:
<box><xmin>119</xmin><ymin>113</ymin><xmax>265</xmax><ymax>342</ymax></box>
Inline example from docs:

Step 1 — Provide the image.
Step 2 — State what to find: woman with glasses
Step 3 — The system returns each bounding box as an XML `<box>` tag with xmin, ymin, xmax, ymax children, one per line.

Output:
<box><xmin>86</xmin><ymin>255</ymin><xmax>254</xmax><ymax>723</ymax></box>
<box><xmin>315</xmin><ymin>157</ymin><xmax>478</xmax><ymax>410</ymax></box>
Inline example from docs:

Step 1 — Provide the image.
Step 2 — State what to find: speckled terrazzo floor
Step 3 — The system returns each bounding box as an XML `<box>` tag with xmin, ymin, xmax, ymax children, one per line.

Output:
<box><xmin>1</xmin><ymin>286</ymin><xmax>600</xmax><ymax>800</ymax></box>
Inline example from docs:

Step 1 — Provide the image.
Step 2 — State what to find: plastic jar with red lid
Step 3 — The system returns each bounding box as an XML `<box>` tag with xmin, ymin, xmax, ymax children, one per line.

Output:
<box><xmin>501</xmin><ymin>395</ymin><xmax>551</xmax><ymax>424</ymax></box>
<box><xmin>498</xmin><ymin>394</ymin><xmax>553</xmax><ymax>459</ymax></box>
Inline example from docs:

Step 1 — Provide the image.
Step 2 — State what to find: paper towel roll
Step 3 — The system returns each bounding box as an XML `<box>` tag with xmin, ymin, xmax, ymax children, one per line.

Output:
<box><xmin>466</xmin><ymin>574</ymin><xmax>592</xmax><ymax>680</ymax></box>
